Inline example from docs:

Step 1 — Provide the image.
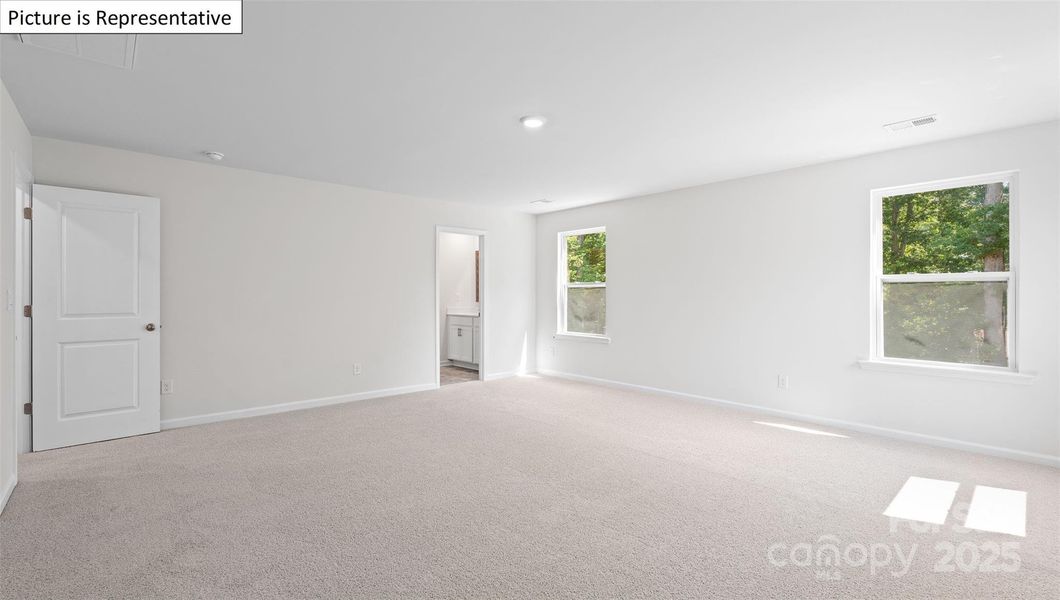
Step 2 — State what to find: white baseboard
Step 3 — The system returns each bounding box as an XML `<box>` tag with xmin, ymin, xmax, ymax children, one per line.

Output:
<box><xmin>1</xmin><ymin>474</ymin><xmax>16</xmax><ymax>515</ymax></box>
<box><xmin>483</xmin><ymin>370</ymin><xmax>526</xmax><ymax>382</ymax></box>
<box><xmin>160</xmin><ymin>383</ymin><xmax>439</xmax><ymax>430</ymax></box>
<box><xmin>538</xmin><ymin>369</ymin><xmax>1060</xmax><ymax>468</ymax></box>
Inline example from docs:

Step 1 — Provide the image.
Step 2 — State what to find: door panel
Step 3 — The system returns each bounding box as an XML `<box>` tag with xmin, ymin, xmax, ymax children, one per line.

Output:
<box><xmin>61</xmin><ymin>205</ymin><xmax>140</xmax><ymax>317</ymax></box>
<box><xmin>60</xmin><ymin>340</ymin><xmax>139</xmax><ymax>417</ymax></box>
<box><xmin>32</xmin><ymin>185</ymin><xmax>160</xmax><ymax>451</ymax></box>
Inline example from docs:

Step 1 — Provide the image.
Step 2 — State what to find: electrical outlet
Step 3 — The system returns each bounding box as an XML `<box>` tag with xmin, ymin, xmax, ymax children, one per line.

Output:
<box><xmin>161</xmin><ymin>379</ymin><xmax>175</xmax><ymax>394</ymax></box>
<box><xmin>353</xmin><ymin>363</ymin><xmax>362</xmax><ymax>376</ymax></box>
<box><xmin>777</xmin><ymin>375</ymin><xmax>789</xmax><ymax>390</ymax></box>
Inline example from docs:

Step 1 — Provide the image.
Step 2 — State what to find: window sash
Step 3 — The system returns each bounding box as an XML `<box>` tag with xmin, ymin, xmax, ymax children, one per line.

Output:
<box><xmin>876</xmin><ymin>277</ymin><xmax>1012</xmax><ymax>367</ymax></box>
<box><xmin>560</xmin><ymin>282</ymin><xmax>606</xmax><ymax>335</ymax></box>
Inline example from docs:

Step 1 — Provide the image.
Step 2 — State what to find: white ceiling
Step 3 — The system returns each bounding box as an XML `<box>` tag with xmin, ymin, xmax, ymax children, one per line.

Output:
<box><xmin>2</xmin><ymin>2</ymin><xmax>1057</xmax><ymax>212</ymax></box>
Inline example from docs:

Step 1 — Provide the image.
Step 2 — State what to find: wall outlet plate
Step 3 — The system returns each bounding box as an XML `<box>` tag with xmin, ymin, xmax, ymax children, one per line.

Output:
<box><xmin>161</xmin><ymin>379</ymin><xmax>175</xmax><ymax>394</ymax></box>
<box><xmin>353</xmin><ymin>363</ymin><xmax>362</xmax><ymax>376</ymax></box>
<box><xmin>777</xmin><ymin>375</ymin><xmax>789</xmax><ymax>390</ymax></box>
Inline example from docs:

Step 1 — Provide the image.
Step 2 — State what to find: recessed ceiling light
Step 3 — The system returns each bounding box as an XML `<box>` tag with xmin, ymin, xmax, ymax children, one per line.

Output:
<box><xmin>530</xmin><ymin>198</ymin><xmax>553</xmax><ymax>205</ymax></box>
<box><xmin>203</xmin><ymin>151</ymin><xmax>225</xmax><ymax>161</ymax></box>
<box><xmin>520</xmin><ymin>115</ymin><xmax>547</xmax><ymax>129</ymax></box>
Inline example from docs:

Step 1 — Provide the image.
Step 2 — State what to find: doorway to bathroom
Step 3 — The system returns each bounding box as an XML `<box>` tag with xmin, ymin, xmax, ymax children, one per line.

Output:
<box><xmin>435</xmin><ymin>227</ymin><xmax>485</xmax><ymax>386</ymax></box>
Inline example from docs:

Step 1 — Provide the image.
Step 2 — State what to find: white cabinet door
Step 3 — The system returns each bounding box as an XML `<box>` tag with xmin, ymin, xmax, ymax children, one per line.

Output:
<box><xmin>446</xmin><ymin>325</ymin><xmax>459</xmax><ymax>360</ymax></box>
<box><xmin>32</xmin><ymin>185</ymin><xmax>161</xmax><ymax>451</ymax></box>
<box><xmin>448</xmin><ymin>324</ymin><xmax>473</xmax><ymax>363</ymax></box>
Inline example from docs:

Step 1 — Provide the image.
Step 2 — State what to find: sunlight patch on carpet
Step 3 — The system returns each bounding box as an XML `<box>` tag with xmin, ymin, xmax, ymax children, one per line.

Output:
<box><xmin>964</xmin><ymin>485</ymin><xmax>1027</xmax><ymax>537</ymax></box>
<box><xmin>883</xmin><ymin>476</ymin><xmax>959</xmax><ymax>525</ymax></box>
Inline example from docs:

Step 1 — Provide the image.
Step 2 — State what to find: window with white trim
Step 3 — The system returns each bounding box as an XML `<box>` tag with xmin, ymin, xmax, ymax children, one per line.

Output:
<box><xmin>871</xmin><ymin>172</ymin><xmax>1016</xmax><ymax>370</ymax></box>
<box><xmin>558</xmin><ymin>227</ymin><xmax>606</xmax><ymax>337</ymax></box>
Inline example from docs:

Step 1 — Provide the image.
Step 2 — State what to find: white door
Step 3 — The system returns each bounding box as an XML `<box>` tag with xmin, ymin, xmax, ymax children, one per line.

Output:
<box><xmin>32</xmin><ymin>185</ymin><xmax>161</xmax><ymax>451</ymax></box>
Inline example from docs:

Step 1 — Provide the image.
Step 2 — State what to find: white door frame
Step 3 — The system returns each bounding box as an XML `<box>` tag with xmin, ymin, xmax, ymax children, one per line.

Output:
<box><xmin>434</xmin><ymin>226</ymin><xmax>486</xmax><ymax>387</ymax></box>
<box><xmin>12</xmin><ymin>161</ymin><xmax>32</xmax><ymax>454</ymax></box>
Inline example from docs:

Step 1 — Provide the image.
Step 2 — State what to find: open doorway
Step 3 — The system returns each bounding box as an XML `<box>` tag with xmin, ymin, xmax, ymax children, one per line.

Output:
<box><xmin>435</xmin><ymin>227</ymin><xmax>485</xmax><ymax>386</ymax></box>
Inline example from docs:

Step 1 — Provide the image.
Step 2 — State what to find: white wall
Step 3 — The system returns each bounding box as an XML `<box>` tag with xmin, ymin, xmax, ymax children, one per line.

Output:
<box><xmin>536</xmin><ymin>121</ymin><xmax>1060</xmax><ymax>463</ymax></box>
<box><xmin>1</xmin><ymin>81</ymin><xmax>32</xmax><ymax>512</ymax></box>
<box><xmin>31</xmin><ymin>138</ymin><xmax>536</xmax><ymax>427</ymax></box>
<box><xmin>438</xmin><ymin>232</ymin><xmax>479</xmax><ymax>363</ymax></box>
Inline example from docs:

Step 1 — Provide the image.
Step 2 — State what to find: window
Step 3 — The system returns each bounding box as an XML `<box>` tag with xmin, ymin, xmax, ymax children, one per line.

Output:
<box><xmin>558</xmin><ymin>227</ymin><xmax>607</xmax><ymax>339</ymax></box>
<box><xmin>870</xmin><ymin>172</ymin><xmax>1017</xmax><ymax>372</ymax></box>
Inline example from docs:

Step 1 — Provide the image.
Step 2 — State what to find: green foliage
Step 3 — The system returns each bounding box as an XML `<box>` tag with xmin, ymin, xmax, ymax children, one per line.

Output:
<box><xmin>882</xmin><ymin>183</ymin><xmax>1009</xmax><ymax>274</ymax></box>
<box><xmin>567</xmin><ymin>232</ymin><xmax>606</xmax><ymax>283</ymax></box>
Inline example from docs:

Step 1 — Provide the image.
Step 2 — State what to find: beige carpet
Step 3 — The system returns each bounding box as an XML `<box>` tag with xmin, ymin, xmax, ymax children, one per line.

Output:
<box><xmin>1</xmin><ymin>376</ymin><xmax>1057</xmax><ymax>599</ymax></box>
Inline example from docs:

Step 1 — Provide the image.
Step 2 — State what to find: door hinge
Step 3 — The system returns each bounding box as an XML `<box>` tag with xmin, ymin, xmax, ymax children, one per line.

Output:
<box><xmin>23</xmin><ymin>403</ymin><xmax>31</xmax><ymax>415</ymax></box>
<box><xmin>23</xmin><ymin>206</ymin><xmax>31</xmax><ymax>220</ymax></box>
<box><xmin>23</xmin><ymin>305</ymin><xmax>31</xmax><ymax>318</ymax></box>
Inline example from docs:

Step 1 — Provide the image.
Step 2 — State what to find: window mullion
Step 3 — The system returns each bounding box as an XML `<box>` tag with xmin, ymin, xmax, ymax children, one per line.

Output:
<box><xmin>880</xmin><ymin>272</ymin><xmax>1010</xmax><ymax>284</ymax></box>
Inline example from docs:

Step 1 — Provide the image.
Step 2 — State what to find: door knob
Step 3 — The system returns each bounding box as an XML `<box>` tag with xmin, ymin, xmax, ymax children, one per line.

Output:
<box><xmin>145</xmin><ymin>323</ymin><xmax>156</xmax><ymax>332</ymax></box>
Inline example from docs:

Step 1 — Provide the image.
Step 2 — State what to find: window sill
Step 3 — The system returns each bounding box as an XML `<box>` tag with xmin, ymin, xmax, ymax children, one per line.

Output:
<box><xmin>857</xmin><ymin>359</ymin><xmax>1035</xmax><ymax>385</ymax></box>
<box><xmin>555</xmin><ymin>332</ymin><xmax>611</xmax><ymax>344</ymax></box>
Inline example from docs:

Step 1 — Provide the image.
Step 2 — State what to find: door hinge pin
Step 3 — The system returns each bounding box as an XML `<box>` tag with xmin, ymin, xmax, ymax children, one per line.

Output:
<box><xmin>23</xmin><ymin>206</ymin><xmax>31</xmax><ymax>220</ymax></box>
<box><xmin>23</xmin><ymin>403</ymin><xmax>31</xmax><ymax>415</ymax></box>
<box><xmin>23</xmin><ymin>305</ymin><xmax>31</xmax><ymax>318</ymax></box>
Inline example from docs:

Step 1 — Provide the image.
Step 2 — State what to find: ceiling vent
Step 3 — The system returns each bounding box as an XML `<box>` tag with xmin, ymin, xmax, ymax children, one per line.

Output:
<box><xmin>883</xmin><ymin>114</ymin><xmax>937</xmax><ymax>132</ymax></box>
<box><xmin>18</xmin><ymin>34</ymin><xmax>137</xmax><ymax>69</ymax></box>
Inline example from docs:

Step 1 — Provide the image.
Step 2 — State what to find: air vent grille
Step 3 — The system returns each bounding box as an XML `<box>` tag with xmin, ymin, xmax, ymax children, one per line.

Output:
<box><xmin>884</xmin><ymin>114</ymin><xmax>938</xmax><ymax>132</ymax></box>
